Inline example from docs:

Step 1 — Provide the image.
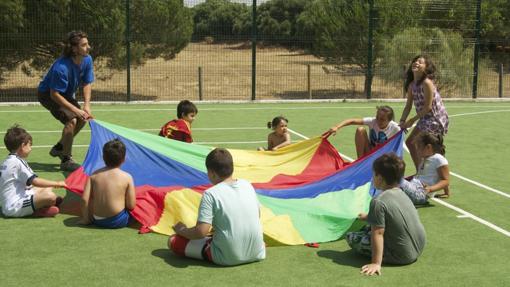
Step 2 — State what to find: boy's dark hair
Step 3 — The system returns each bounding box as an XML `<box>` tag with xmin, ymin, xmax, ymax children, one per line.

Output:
<box><xmin>376</xmin><ymin>105</ymin><xmax>395</xmax><ymax>121</ymax></box>
<box><xmin>418</xmin><ymin>132</ymin><xmax>446</xmax><ymax>155</ymax></box>
<box><xmin>206</xmin><ymin>148</ymin><xmax>234</xmax><ymax>179</ymax></box>
<box><xmin>267</xmin><ymin>116</ymin><xmax>288</xmax><ymax>129</ymax></box>
<box><xmin>177</xmin><ymin>100</ymin><xmax>198</xmax><ymax>119</ymax></box>
<box><xmin>4</xmin><ymin>125</ymin><xmax>32</xmax><ymax>153</ymax></box>
<box><xmin>404</xmin><ymin>55</ymin><xmax>437</xmax><ymax>91</ymax></box>
<box><xmin>103</xmin><ymin>139</ymin><xmax>126</xmax><ymax>167</ymax></box>
<box><xmin>373</xmin><ymin>153</ymin><xmax>405</xmax><ymax>186</ymax></box>
<box><xmin>63</xmin><ymin>31</ymin><xmax>88</xmax><ymax>58</ymax></box>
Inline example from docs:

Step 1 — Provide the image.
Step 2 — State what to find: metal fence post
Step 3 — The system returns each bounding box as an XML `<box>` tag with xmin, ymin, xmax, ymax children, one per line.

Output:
<box><xmin>198</xmin><ymin>66</ymin><xmax>203</xmax><ymax>101</ymax></box>
<box><xmin>499</xmin><ymin>63</ymin><xmax>503</xmax><ymax>98</ymax></box>
<box><xmin>472</xmin><ymin>0</ymin><xmax>482</xmax><ymax>99</ymax></box>
<box><xmin>126</xmin><ymin>0</ymin><xmax>131</xmax><ymax>102</ymax></box>
<box><xmin>403</xmin><ymin>64</ymin><xmax>407</xmax><ymax>98</ymax></box>
<box><xmin>251</xmin><ymin>0</ymin><xmax>257</xmax><ymax>101</ymax></box>
<box><xmin>307</xmin><ymin>64</ymin><xmax>312</xmax><ymax>99</ymax></box>
<box><xmin>366</xmin><ymin>0</ymin><xmax>374</xmax><ymax>99</ymax></box>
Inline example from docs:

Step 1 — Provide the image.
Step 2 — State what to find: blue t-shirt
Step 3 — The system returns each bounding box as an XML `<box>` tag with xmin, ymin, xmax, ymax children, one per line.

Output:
<box><xmin>38</xmin><ymin>55</ymin><xmax>94</xmax><ymax>99</ymax></box>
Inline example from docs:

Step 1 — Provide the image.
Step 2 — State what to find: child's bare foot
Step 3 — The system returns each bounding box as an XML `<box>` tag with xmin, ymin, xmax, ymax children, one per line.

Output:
<box><xmin>434</xmin><ymin>193</ymin><xmax>449</xmax><ymax>199</ymax></box>
<box><xmin>33</xmin><ymin>206</ymin><xmax>60</xmax><ymax>217</ymax></box>
<box><xmin>77</xmin><ymin>219</ymin><xmax>91</xmax><ymax>225</ymax></box>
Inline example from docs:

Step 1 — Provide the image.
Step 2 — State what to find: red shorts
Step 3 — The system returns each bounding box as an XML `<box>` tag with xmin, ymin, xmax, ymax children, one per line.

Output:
<box><xmin>170</xmin><ymin>235</ymin><xmax>213</xmax><ymax>262</ymax></box>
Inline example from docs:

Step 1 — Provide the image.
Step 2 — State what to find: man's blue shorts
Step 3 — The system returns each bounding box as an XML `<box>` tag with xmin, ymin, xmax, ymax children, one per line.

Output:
<box><xmin>93</xmin><ymin>209</ymin><xmax>130</xmax><ymax>229</ymax></box>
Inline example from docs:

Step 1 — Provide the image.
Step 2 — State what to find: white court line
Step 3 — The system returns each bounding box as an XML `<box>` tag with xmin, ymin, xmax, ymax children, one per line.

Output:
<box><xmin>449</xmin><ymin>172</ymin><xmax>510</xmax><ymax>198</ymax></box>
<box><xmin>2</xmin><ymin>105</ymin><xmax>510</xmax><ymax>113</ymax></box>
<box><xmin>32</xmin><ymin>144</ymin><xmax>90</xmax><ymax>148</ymax></box>
<box><xmin>6</xmin><ymin>108</ymin><xmax>509</xmax><ymax>134</ymax></box>
<box><xmin>22</xmin><ymin>107</ymin><xmax>509</xmax><ymax>196</ymax></box>
<box><xmin>432</xmin><ymin>198</ymin><xmax>510</xmax><ymax>237</ymax></box>
<box><xmin>27</xmin><ymin>126</ymin><xmax>510</xmax><ymax>236</ymax></box>
<box><xmin>400</xmin><ymin>120</ymin><xmax>510</xmax><ymax>199</ymax></box>
<box><xmin>31</xmin><ymin>140</ymin><xmax>266</xmax><ymax>149</ymax></box>
<box><xmin>18</xmin><ymin>109</ymin><xmax>510</xmax><ymax>198</ymax></box>
<box><xmin>0</xmin><ymin>127</ymin><xmax>266</xmax><ymax>134</ymax></box>
<box><xmin>0</xmin><ymin>107</ymin><xmax>373</xmax><ymax>113</ymax></box>
<box><xmin>449</xmin><ymin>109</ymin><xmax>510</xmax><ymax>117</ymax></box>
<box><xmin>196</xmin><ymin>140</ymin><xmax>266</xmax><ymax>145</ymax></box>
<box><xmin>287</xmin><ymin>128</ymin><xmax>510</xmax><ymax>237</ymax></box>
<box><xmin>403</xmin><ymin>145</ymin><xmax>509</xmax><ymax>198</ymax></box>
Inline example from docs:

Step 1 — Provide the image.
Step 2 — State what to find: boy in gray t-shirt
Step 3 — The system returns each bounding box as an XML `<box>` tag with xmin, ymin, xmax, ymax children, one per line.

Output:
<box><xmin>346</xmin><ymin>153</ymin><xmax>426</xmax><ymax>276</ymax></box>
<box><xmin>168</xmin><ymin>148</ymin><xmax>265</xmax><ymax>266</ymax></box>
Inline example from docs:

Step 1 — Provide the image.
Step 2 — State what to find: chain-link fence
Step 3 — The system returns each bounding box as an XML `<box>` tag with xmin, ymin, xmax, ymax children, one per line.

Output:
<box><xmin>0</xmin><ymin>0</ymin><xmax>508</xmax><ymax>102</ymax></box>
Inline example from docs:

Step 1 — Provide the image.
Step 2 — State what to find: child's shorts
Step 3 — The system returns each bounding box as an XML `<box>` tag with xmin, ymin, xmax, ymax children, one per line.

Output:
<box><xmin>346</xmin><ymin>225</ymin><xmax>372</xmax><ymax>258</ymax></box>
<box><xmin>93</xmin><ymin>209</ymin><xmax>130</xmax><ymax>229</ymax></box>
<box><xmin>38</xmin><ymin>91</ymin><xmax>81</xmax><ymax>125</ymax></box>
<box><xmin>400</xmin><ymin>178</ymin><xmax>431</xmax><ymax>205</ymax></box>
<box><xmin>2</xmin><ymin>193</ymin><xmax>35</xmax><ymax>217</ymax></box>
<box><xmin>170</xmin><ymin>235</ymin><xmax>213</xmax><ymax>262</ymax></box>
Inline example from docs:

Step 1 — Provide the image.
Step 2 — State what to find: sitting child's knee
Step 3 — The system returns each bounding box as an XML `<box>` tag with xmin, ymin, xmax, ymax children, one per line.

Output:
<box><xmin>167</xmin><ymin>236</ymin><xmax>174</xmax><ymax>250</ymax></box>
<box><xmin>168</xmin><ymin>235</ymin><xmax>187</xmax><ymax>256</ymax></box>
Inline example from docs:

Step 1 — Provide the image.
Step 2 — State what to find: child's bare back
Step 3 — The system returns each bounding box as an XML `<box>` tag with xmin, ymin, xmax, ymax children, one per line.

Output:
<box><xmin>80</xmin><ymin>139</ymin><xmax>135</xmax><ymax>227</ymax></box>
<box><xmin>89</xmin><ymin>167</ymin><xmax>135</xmax><ymax>218</ymax></box>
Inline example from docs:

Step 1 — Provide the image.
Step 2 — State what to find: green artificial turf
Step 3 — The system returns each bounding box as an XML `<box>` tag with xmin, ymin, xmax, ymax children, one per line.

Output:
<box><xmin>0</xmin><ymin>102</ymin><xmax>509</xmax><ymax>287</ymax></box>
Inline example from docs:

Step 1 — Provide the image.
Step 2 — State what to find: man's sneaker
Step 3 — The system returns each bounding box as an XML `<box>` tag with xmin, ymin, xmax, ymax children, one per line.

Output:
<box><xmin>60</xmin><ymin>158</ymin><xmax>81</xmax><ymax>172</ymax></box>
<box><xmin>33</xmin><ymin>206</ymin><xmax>60</xmax><ymax>217</ymax></box>
<box><xmin>49</xmin><ymin>145</ymin><xmax>64</xmax><ymax>160</ymax></box>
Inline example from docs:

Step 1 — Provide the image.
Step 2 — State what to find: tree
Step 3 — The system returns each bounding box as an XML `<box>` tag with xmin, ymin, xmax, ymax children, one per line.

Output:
<box><xmin>256</xmin><ymin>0</ymin><xmax>308</xmax><ymax>45</ymax></box>
<box><xmin>192</xmin><ymin>0</ymin><xmax>249</xmax><ymax>41</ymax></box>
<box><xmin>0</xmin><ymin>0</ymin><xmax>193</xmax><ymax>82</ymax></box>
<box><xmin>296</xmin><ymin>0</ymin><xmax>371</xmax><ymax>94</ymax></box>
<box><xmin>0</xmin><ymin>0</ymin><xmax>26</xmax><ymax>83</ymax></box>
<box><xmin>130</xmin><ymin>0</ymin><xmax>193</xmax><ymax>62</ymax></box>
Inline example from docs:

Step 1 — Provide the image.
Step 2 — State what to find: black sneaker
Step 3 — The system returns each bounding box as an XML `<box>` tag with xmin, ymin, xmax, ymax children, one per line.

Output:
<box><xmin>49</xmin><ymin>145</ymin><xmax>64</xmax><ymax>160</ymax></box>
<box><xmin>60</xmin><ymin>158</ymin><xmax>81</xmax><ymax>172</ymax></box>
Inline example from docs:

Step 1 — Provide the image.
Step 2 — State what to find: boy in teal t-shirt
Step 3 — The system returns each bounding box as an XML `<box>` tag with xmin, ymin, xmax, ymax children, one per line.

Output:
<box><xmin>169</xmin><ymin>148</ymin><xmax>265</xmax><ymax>266</ymax></box>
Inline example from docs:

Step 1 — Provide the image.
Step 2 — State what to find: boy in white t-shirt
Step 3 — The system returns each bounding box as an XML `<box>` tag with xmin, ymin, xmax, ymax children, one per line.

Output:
<box><xmin>328</xmin><ymin>106</ymin><xmax>400</xmax><ymax>158</ymax></box>
<box><xmin>168</xmin><ymin>148</ymin><xmax>266</xmax><ymax>266</ymax></box>
<box><xmin>0</xmin><ymin>125</ymin><xmax>66</xmax><ymax>217</ymax></box>
<box><xmin>400</xmin><ymin>132</ymin><xmax>450</xmax><ymax>204</ymax></box>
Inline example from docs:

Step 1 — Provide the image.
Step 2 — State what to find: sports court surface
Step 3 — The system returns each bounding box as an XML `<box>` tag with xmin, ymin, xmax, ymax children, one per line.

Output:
<box><xmin>0</xmin><ymin>101</ymin><xmax>508</xmax><ymax>286</ymax></box>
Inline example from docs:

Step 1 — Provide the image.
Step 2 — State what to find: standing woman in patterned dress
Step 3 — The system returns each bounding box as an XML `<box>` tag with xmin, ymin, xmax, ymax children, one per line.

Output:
<box><xmin>399</xmin><ymin>55</ymin><xmax>449</xmax><ymax>172</ymax></box>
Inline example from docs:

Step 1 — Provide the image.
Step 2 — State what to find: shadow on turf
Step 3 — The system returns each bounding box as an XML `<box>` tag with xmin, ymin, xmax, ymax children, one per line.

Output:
<box><xmin>151</xmin><ymin>248</ymin><xmax>220</xmax><ymax>268</ymax></box>
<box><xmin>59</xmin><ymin>191</ymin><xmax>143</xmax><ymax>231</ymax></box>
<box><xmin>28</xmin><ymin>162</ymin><xmax>74</xmax><ymax>179</ymax></box>
<box><xmin>317</xmin><ymin>249</ymin><xmax>367</xmax><ymax>268</ymax></box>
<box><xmin>29</xmin><ymin>162</ymin><xmax>61</xmax><ymax>173</ymax></box>
<box><xmin>61</xmin><ymin>211</ymin><xmax>142</xmax><ymax>231</ymax></box>
<box><xmin>318</xmin><ymin>249</ymin><xmax>416</xmax><ymax>270</ymax></box>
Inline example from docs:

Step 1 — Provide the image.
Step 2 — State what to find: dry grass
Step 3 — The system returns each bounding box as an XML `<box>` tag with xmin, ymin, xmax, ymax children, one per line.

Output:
<box><xmin>1</xmin><ymin>42</ymin><xmax>508</xmax><ymax>101</ymax></box>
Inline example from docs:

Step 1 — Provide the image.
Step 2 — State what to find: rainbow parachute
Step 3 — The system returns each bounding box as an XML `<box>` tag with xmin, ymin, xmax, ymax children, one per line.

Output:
<box><xmin>66</xmin><ymin>120</ymin><xmax>403</xmax><ymax>245</ymax></box>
